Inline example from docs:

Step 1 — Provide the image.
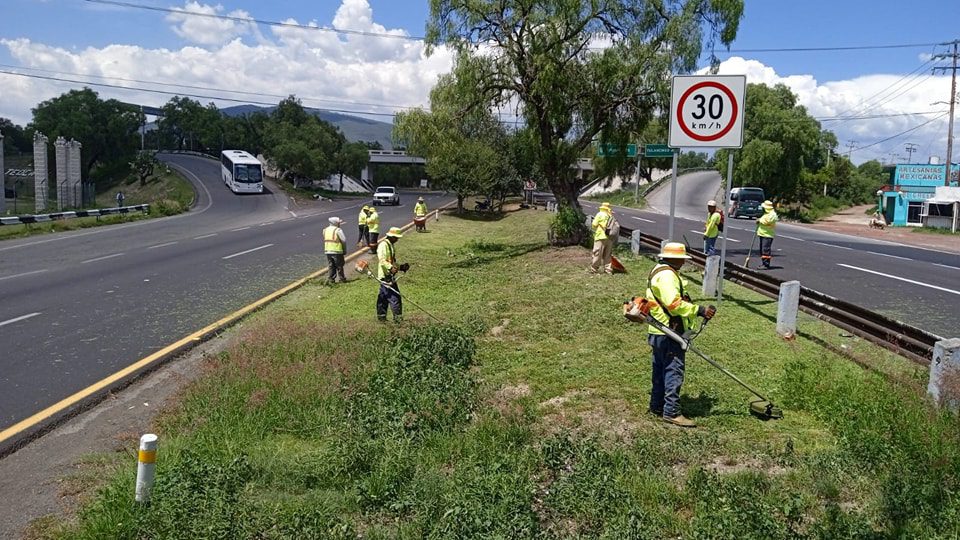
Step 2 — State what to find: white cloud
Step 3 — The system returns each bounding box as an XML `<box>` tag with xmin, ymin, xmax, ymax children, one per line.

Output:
<box><xmin>0</xmin><ymin>0</ymin><xmax>454</xmax><ymax>134</ymax></box>
<box><xmin>166</xmin><ymin>1</ymin><xmax>254</xmax><ymax>46</ymax></box>
<box><xmin>708</xmin><ymin>57</ymin><xmax>954</xmax><ymax>164</ymax></box>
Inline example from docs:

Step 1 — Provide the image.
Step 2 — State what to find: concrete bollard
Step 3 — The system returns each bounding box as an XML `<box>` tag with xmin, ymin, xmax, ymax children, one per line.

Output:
<box><xmin>928</xmin><ymin>338</ymin><xmax>960</xmax><ymax>411</ymax></box>
<box><xmin>631</xmin><ymin>229</ymin><xmax>641</xmax><ymax>255</ymax></box>
<box><xmin>702</xmin><ymin>255</ymin><xmax>720</xmax><ymax>297</ymax></box>
<box><xmin>135</xmin><ymin>434</ymin><xmax>158</xmax><ymax>503</ymax></box>
<box><xmin>776</xmin><ymin>280</ymin><xmax>800</xmax><ymax>339</ymax></box>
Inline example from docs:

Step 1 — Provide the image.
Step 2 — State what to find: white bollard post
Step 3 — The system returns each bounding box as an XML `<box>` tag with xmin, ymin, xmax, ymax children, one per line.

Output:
<box><xmin>776</xmin><ymin>280</ymin><xmax>800</xmax><ymax>339</ymax></box>
<box><xmin>631</xmin><ymin>229</ymin><xmax>641</xmax><ymax>255</ymax></box>
<box><xmin>928</xmin><ymin>338</ymin><xmax>960</xmax><ymax>411</ymax></box>
<box><xmin>702</xmin><ymin>255</ymin><xmax>720</xmax><ymax>297</ymax></box>
<box><xmin>135</xmin><ymin>434</ymin><xmax>158</xmax><ymax>503</ymax></box>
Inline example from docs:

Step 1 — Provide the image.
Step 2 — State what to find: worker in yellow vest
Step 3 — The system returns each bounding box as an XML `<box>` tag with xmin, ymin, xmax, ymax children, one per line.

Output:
<box><xmin>589</xmin><ymin>202</ymin><xmax>614</xmax><ymax>274</ymax></box>
<box><xmin>703</xmin><ymin>200</ymin><xmax>722</xmax><ymax>256</ymax></box>
<box><xmin>366</xmin><ymin>206</ymin><xmax>380</xmax><ymax>254</ymax></box>
<box><xmin>357</xmin><ymin>205</ymin><xmax>370</xmax><ymax>247</ymax></box>
<box><xmin>646</xmin><ymin>242</ymin><xmax>716</xmax><ymax>427</ymax></box>
<box><xmin>376</xmin><ymin>227</ymin><xmax>409</xmax><ymax>322</ymax></box>
<box><xmin>414</xmin><ymin>197</ymin><xmax>428</xmax><ymax>232</ymax></box>
<box><xmin>757</xmin><ymin>200</ymin><xmax>779</xmax><ymax>269</ymax></box>
<box><xmin>323</xmin><ymin>217</ymin><xmax>347</xmax><ymax>284</ymax></box>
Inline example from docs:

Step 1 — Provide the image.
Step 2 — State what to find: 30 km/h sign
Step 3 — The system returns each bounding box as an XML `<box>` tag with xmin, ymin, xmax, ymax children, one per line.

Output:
<box><xmin>668</xmin><ymin>75</ymin><xmax>746</xmax><ymax>149</ymax></box>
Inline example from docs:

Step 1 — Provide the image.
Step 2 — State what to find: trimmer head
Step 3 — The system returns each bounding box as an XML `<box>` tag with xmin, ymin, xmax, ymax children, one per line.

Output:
<box><xmin>750</xmin><ymin>400</ymin><xmax>783</xmax><ymax>420</ymax></box>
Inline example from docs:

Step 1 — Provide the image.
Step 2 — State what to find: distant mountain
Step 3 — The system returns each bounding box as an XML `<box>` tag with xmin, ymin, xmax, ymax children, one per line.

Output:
<box><xmin>220</xmin><ymin>105</ymin><xmax>394</xmax><ymax>150</ymax></box>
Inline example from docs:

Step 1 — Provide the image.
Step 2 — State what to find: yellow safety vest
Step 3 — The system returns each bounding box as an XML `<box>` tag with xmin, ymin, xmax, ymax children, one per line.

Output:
<box><xmin>592</xmin><ymin>210</ymin><xmax>611</xmax><ymax>241</ymax></box>
<box><xmin>414</xmin><ymin>202</ymin><xmax>427</xmax><ymax>217</ymax></box>
<box><xmin>323</xmin><ymin>225</ymin><xmax>344</xmax><ymax>254</ymax></box>
<box><xmin>645</xmin><ymin>264</ymin><xmax>699</xmax><ymax>335</ymax></box>
<box><xmin>757</xmin><ymin>209</ymin><xmax>778</xmax><ymax>238</ymax></box>
<box><xmin>367</xmin><ymin>210</ymin><xmax>380</xmax><ymax>233</ymax></box>
<box><xmin>358</xmin><ymin>209</ymin><xmax>368</xmax><ymax>226</ymax></box>
<box><xmin>704</xmin><ymin>211</ymin><xmax>721</xmax><ymax>238</ymax></box>
<box><xmin>377</xmin><ymin>240</ymin><xmax>396</xmax><ymax>280</ymax></box>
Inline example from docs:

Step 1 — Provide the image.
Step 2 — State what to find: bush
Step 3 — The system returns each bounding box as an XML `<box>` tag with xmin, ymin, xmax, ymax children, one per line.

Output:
<box><xmin>548</xmin><ymin>205</ymin><xmax>587</xmax><ymax>246</ymax></box>
<box><xmin>153</xmin><ymin>198</ymin><xmax>184</xmax><ymax>216</ymax></box>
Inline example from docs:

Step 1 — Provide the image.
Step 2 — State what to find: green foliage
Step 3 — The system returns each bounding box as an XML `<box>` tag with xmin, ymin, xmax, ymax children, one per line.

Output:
<box><xmin>425</xmin><ymin>0</ymin><xmax>744</xmax><ymax>211</ymax></box>
<box><xmin>548</xmin><ymin>205</ymin><xmax>587</xmax><ymax>246</ymax></box>
<box><xmin>153</xmin><ymin>198</ymin><xmax>184</xmax><ymax>216</ymax></box>
<box><xmin>0</xmin><ymin>117</ymin><xmax>32</xmax><ymax>153</ymax></box>
<box><xmin>129</xmin><ymin>150</ymin><xmax>159</xmax><ymax>187</ymax></box>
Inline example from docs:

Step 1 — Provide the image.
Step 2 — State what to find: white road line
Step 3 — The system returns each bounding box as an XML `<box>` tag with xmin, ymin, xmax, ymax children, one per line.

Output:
<box><xmin>230</xmin><ymin>226</ymin><xmax>251</xmax><ymax>232</ymax></box>
<box><xmin>633</xmin><ymin>217</ymin><xmax>656</xmax><ymax>223</ymax></box>
<box><xmin>0</xmin><ymin>269</ymin><xmax>49</xmax><ymax>282</ymax></box>
<box><xmin>81</xmin><ymin>253</ymin><xmax>125</xmax><ymax>264</ymax></box>
<box><xmin>814</xmin><ymin>241</ymin><xmax>854</xmax><ymax>251</ymax></box>
<box><xmin>222</xmin><ymin>244</ymin><xmax>274</xmax><ymax>260</ymax></box>
<box><xmin>724</xmin><ymin>237</ymin><xmax>741</xmax><ymax>243</ymax></box>
<box><xmin>779</xmin><ymin>234</ymin><xmax>804</xmax><ymax>241</ymax></box>
<box><xmin>838</xmin><ymin>264</ymin><xmax>960</xmax><ymax>296</ymax></box>
<box><xmin>0</xmin><ymin>312</ymin><xmax>41</xmax><ymax>328</ymax></box>
<box><xmin>193</xmin><ymin>233</ymin><xmax>217</xmax><ymax>240</ymax></box>
<box><xmin>866</xmin><ymin>251</ymin><xmax>912</xmax><ymax>261</ymax></box>
<box><xmin>934</xmin><ymin>263</ymin><xmax>960</xmax><ymax>271</ymax></box>
<box><xmin>259</xmin><ymin>222</ymin><xmax>274</xmax><ymax>227</ymax></box>
<box><xmin>147</xmin><ymin>241</ymin><xmax>179</xmax><ymax>250</ymax></box>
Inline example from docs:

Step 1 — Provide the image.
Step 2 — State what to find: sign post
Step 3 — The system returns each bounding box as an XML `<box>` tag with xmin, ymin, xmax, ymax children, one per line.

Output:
<box><xmin>668</xmin><ymin>75</ymin><xmax>746</xmax><ymax>302</ymax></box>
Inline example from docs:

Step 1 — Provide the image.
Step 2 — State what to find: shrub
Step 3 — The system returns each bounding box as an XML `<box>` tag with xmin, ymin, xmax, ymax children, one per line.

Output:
<box><xmin>548</xmin><ymin>205</ymin><xmax>587</xmax><ymax>246</ymax></box>
<box><xmin>153</xmin><ymin>198</ymin><xmax>184</xmax><ymax>216</ymax></box>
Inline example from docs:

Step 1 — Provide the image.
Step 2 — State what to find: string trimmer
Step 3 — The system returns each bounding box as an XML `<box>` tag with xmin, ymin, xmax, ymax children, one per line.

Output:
<box><xmin>623</xmin><ymin>297</ymin><xmax>783</xmax><ymax>420</ymax></box>
<box><xmin>354</xmin><ymin>259</ymin><xmax>444</xmax><ymax>323</ymax></box>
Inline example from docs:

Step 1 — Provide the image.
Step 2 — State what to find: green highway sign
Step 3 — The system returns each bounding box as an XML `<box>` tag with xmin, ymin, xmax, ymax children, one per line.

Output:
<box><xmin>644</xmin><ymin>144</ymin><xmax>674</xmax><ymax>158</ymax></box>
<box><xmin>596</xmin><ymin>143</ymin><xmax>637</xmax><ymax>158</ymax></box>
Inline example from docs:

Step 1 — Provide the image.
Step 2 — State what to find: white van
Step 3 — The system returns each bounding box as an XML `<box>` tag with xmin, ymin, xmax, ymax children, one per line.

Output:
<box><xmin>728</xmin><ymin>187</ymin><xmax>765</xmax><ymax>219</ymax></box>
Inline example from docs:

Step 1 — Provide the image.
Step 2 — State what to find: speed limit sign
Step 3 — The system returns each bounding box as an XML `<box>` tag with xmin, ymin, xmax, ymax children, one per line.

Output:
<box><xmin>668</xmin><ymin>75</ymin><xmax>746</xmax><ymax>148</ymax></box>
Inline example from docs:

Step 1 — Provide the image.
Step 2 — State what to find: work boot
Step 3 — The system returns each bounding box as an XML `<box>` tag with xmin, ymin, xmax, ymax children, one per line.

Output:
<box><xmin>377</xmin><ymin>317</ymin><xmax>387</xmax><ymax>323</ymax></box>
<box><xmin>663</xmin><ymin>414</ymin><xmax>696</xmax><ymax>428</ymax></box>
<box><xmin>646</xmin><ymin>408</ymin><xmax>663</xmax><ymax>417</ymax></box>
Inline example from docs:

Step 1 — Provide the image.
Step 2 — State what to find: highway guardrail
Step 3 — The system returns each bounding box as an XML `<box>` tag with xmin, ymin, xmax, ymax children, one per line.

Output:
<box><xmin>0</xmin><ymin>204</ymin><xmax>150</xmax><ymax>226</ymax></box>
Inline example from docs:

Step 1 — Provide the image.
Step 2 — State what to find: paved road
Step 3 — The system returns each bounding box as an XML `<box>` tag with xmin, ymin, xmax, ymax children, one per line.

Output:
<box><xmin>0</xmin><ymin>153</ymin><xmax>452</xmax><ymax>433</ymax></box>
<box><xmin>585</xmin><ymin>171</ymin><xmax>960</xmax><ymax>338</ymax></box>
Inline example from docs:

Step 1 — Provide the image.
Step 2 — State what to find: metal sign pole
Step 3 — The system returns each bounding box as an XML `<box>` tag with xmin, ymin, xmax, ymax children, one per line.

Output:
<box><xmin>634</xmin><ymin>140</ymin><xmax>642</xmax><ymax>203</ymax></box>
<box><xmin>716</xmin><ymin>152</ymin><xmax>735</xmax><ymax>303</ymax></box>
<box><xmin>667</xmin><ymin>150</ymin><xmax>679</xmax><ymax>241</ymax></box>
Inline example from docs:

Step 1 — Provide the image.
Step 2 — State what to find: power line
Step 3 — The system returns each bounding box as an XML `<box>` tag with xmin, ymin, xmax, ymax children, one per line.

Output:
<box><xmin>83</xmin><ymin>0</ymin><xmax>424</xmax><ymax>41</ymax></box>
<box><xmin>851</xmin><ymin>113</ymin><xmax>948</xmax><ymax>153</ymax></box>
<box><xmin>718</xmin><ymin>42</ymin><xmax>947</xmax><ymax>53</ymax></box>
<box><xmin>827</xmin><ymin>58</ymin><xmax>935</xmax><ymax>120</ymax></box>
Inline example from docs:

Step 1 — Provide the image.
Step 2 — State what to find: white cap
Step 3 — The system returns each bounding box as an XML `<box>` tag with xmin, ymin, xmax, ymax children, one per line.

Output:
<box><xmin>707</xmin><ymin>200</ymin><xmax>717</xmax><ymax>207</ymax></box>
<box><xmin>329</xmin><ymin>217</ymin><xmax>342</xmax><ymax>225</ymax></box>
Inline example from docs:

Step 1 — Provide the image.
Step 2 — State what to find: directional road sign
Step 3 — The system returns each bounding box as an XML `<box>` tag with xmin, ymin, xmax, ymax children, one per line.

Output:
<box><xmin>596</xmin><ymin>143</ymin><xmax>637</xmax><ymax>158</ymax></box>
<box><xmin>644</xmin><ymin>144</ymin><xmax>674</xmax><ymax>158</ymax></box>
<box><xmin>668</xmin><ymin>75</ymin><xmax>746</xmax><ymax>149</ymax></box>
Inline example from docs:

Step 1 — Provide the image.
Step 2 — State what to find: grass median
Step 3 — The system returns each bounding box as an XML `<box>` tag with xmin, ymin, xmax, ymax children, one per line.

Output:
<box><xmin>38</xmin><ymin>206</ymin><xmax>960</xmax><ymax>539</ymax></box>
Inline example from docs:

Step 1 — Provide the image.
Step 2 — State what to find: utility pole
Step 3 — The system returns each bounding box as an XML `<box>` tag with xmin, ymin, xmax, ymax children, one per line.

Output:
<box><xmin>933</xmin><ymin>40</ymin><xmax>959</xmax><ymax>186</ymax></box>
<box><xmin>904</xmin><ymin>142</ymin><xmax>918</xmax><ymax>163</ymax></box>
<box><xmin>845</xmin><ymin>140</ymin><xmax>858</xmax><ymax>157</ymax></box>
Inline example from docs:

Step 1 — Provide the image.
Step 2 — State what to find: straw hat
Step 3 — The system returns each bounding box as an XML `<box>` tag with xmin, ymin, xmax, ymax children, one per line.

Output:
<box><xmin>761</xmin><ymin>200</ymin><xmax>774</xmax><ymax>211</ymax></box>
<box><xmin>385</xmin><ymin>226</ymin><xmax>404</xmax><ymax>238</ymax></box>
<box><xmin>657</xmin><ymin>242</ymin><xmax>691</xmax><ymax>259</ymax></box>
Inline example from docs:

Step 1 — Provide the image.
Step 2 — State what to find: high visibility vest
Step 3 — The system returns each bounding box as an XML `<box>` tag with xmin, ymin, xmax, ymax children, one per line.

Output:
<box><xmin>592</xmin><ymin>210</ymin><xmax>611</xmax><ymax>241</ymax></box>
<box><xmin>414</xmin><ymin>202</ymin><xmax>427</xmax><ymax>217</ymax></box>
<box><xmin>367</xmin><ymin>210</ymin><xmax>380</xmax><ymax>233</ymax></box>
<box><xmin>645</xmin><ymin>264</ymin><xmax>698</xmax><ymax>335</ymax></box>
<box><xmin>757</xmin><ymin>209</ymin><xmax>778</xmax><ymax>238</ymax></box>
<box><xmin>323</xmin><ymin>225</ymin><xmax>344</xmax><ymax>254</ymax></box>
<box><xmin>377</xmin><ymin>240</ymin><xmax>396</xmax><ymax>280</ymax></box>
<box><xmin>358</xmin><ymin>209</ymin><xmax>368</xmax><ymax>226</ymax></box>
<box><xmin>705</xmin><ymin>211</ymin><xmax>722</xmax><ymax>238</ymax></box>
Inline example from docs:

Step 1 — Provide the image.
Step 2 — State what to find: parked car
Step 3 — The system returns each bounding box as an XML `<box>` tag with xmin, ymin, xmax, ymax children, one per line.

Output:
<box><xmin>728</xmin><ymin>187</ymin><xmax>765</xmax><ymax>219</ymax></box>
<box><xmin>372</xmin><ymin>186</ymin><xmax>400</xmax><ymax>206</ymax></box>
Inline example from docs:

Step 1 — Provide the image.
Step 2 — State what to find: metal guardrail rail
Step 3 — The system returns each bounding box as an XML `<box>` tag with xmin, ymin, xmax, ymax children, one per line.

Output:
<box><xmin>0</xmin><ymin>204</ymin><xmax>151</xmax><ymax>226</ymax></box>
<box><xmin>620</xmin><ymin>226</ymin><xmax>940</xmax><ymax>365</ymax></box>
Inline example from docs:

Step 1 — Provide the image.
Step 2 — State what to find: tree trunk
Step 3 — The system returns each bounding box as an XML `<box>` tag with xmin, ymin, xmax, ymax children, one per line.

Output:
<box><xmin>545</xmin><ymin>164</ymin><xmax>588</xmax><ymax>246</ymax></box>
<box><xmin>457</xmin><ymin>194</ymin><xmax>465</xmax><ymax>213</ymax></box>
<box><xmin>339</xmin><ymin>172</ymin><xmax>344</xmax><ymax>192</ymax></box>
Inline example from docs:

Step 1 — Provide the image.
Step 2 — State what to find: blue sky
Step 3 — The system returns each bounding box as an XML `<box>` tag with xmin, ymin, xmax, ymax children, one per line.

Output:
<box><xmin>1</xmin><ymin>0</ymin><xmax>959</xmax><ymax>163</ymax></box>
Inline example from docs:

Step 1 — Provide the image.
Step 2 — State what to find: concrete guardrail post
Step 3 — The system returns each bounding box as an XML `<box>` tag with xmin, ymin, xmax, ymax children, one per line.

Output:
<box><xmin>631</xmin><ymin>229</ymin><xmax>641</xmax><ymax>255</ymax></box>
<box><xmin>135</xmin><ymin>433</ymin><xmax>158</xmax><ymax>503</ymax></box>
<box><xmin>776</xmin><ymin>280</ymin><xmax>800</xmax><ymax>339</ymax></box>
<box><xmin>702</xmin><ymin>255</ymin><xmax>720</xmax><ymax>297</ymax></box>
<box><xmin>33</xmin><ymin>132</ymin><xmax>49</xmax><ymax>213</ymax></box>
<box><xmin>928</xmin><ymin>338</ymin><xmax>960</xmax><ymax>411</ymax></box>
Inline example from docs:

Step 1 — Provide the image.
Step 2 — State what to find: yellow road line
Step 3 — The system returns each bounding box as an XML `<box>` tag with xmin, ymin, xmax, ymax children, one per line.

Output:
<box><xmin>0</xmin><ymin>204</ymin><xmax>450</xmax><ymax>447</ymax></box>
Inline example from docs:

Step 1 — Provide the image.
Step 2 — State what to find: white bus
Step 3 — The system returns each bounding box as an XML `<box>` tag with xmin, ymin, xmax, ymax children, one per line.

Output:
<box><xmin>220</xmin><ymin>150</ymin><xmax>264</xmax><ymax>194</ymax></box>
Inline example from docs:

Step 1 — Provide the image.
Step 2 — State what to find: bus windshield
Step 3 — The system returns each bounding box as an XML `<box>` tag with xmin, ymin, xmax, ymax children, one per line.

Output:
<box><xmin>234</xmin><ymin>164</ymin><xmax>263</xmax><ymax>183</ymax></box>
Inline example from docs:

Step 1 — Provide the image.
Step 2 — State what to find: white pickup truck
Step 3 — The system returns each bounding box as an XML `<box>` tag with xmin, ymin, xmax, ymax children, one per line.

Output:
<box><xmin>372</xmin><ymin>186</ymin><xmax>400</xmax><ymax>206</ymax></box>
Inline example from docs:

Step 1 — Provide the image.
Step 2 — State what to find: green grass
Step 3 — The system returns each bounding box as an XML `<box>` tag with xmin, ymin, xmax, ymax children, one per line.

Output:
<box><xmin>911</xmin><ymin>225</ymin><xmax>960</xmax><ymax>236</ymax></box>
<box><xmin>0</xmin><ymin>168</ymin><xmax>193</xmax><ymax>241</ymax></box>
<box><xmin>584</xmin><ymin>188</ymin><xmax>646</xmax><ymax>209</ymax></box>
<box><xmin>271</xmin><ymin>177</ymin><xmax>369</xmax><ymax>203</ymax></box>
<box><xmin>45</xmin><ymin>206</ymin><xmax>960</xmax><ymax>539</ymax></box>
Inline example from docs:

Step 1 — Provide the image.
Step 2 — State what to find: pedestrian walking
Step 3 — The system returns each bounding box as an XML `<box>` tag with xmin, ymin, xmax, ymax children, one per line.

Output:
<box><xmin>366</xmin><ymin>206</ymin><xmax>380</xmax><ymax>253</ymax></box>
<box><xmin>589</xmin><ymin>202</ymin><xmax>615</xmax><ymax>274</ymax></box>
<box><xmin>646</xmin><ymin>242</ymin><xmax>716</xmax><ymax>427</ymax></box>
<box><xmin>414</xmin><ymin>197</ymin><xmax>428</xmax><ymax>232</ymax></box>
<box><xmin>703</xmin><ymin>200</ymin><xmax>723</xmax><ymax>256</ymax></box>
<box><xmin>358</xmin><ymin>205</ymin><xmax>370</xmax><ymax>247</ymax></box>
<box><xmin>376</xmin><ymin>227</ymin><xmax>408</xmax><ymax>323</ymax></box>
<box><xmin>324</xmin><ymin>217</ymin><xmax>347</xmax><ymax>284</ymax></box>
<box><xmin>757</xmin><ymin>200</ymin><xmax>778</xmax><ymax>269</ymax></box>
<box><xmin>116</xmin><ymin>191</ymin><xmax>125</xmax><ymax>208</ymax></box>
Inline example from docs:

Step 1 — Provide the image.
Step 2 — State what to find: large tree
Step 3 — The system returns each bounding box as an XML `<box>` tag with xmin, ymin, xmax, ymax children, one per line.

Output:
<box><xmin>425</xmin><ymin>0</ymin><xmax>743</xmax><ymax>242</ymax></box>
<box><xmin>0</xmin><ymin>118</ymin><xmax>32</xmax><ymax>154</ymax></box>
<box><xmin>331</xmin><ymin>138</ymin><xmax>370</xmax><ymax>192</ymax></box>
<box><xmin>30</xmin><ymin>88</ymin><xmax>143</xmax><ymax>181</ymax></box>
<box><xmin>262</xmin><ymin>96</ymin><xmax>340</xmax><ymax>187</ymax></box>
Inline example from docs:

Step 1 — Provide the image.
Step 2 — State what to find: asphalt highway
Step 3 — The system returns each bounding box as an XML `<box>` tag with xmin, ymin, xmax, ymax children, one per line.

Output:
<box><xmin>0</xmin><ymin>153</ymin><xmax>453</xmax><ymax>431</ymax></box>
<box><xmin>584</xmin><ymin>170</ymin><xmax>960</xmax><ymax>339</ymax></box>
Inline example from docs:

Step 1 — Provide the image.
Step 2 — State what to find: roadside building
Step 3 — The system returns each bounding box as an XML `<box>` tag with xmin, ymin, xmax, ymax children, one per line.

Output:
<box><xmin>878</xmin><ymin>163</ymin><xmax>958</xmax><ymax>228</ymax></box>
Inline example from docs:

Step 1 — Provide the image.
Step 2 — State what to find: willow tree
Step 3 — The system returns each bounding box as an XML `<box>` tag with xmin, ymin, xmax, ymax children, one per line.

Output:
<box><xmin>426</xmin><ymin>0</ymin><xmax>743</xmax><ymax>243</ymax></box>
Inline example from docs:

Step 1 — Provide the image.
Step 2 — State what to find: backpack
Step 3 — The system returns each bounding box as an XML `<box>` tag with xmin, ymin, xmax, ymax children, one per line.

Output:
<box><xmin>717</xmin><ymin>209</ymin><xmax>725</xmax><ymax>233</ymax></box>
<box><xmin>606</xmin><ymin>215</ymin><xmax>620</xmax><ymax>238</ymax></box>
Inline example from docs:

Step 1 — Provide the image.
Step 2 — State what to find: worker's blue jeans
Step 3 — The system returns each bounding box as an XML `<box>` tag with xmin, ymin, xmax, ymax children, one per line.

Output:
<box><xmin>648</xmin><ymin>334</ymin><xmax>686</xmax><ymax>417</ymax></box>
<box><xmin>703</xmin><ymin>236</ymin><xmax>717</xmax><ymax>256</ymax></box>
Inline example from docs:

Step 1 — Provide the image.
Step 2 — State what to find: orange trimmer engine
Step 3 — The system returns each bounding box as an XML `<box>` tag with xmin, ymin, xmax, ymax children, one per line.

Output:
<box><xmin>355</xmin><ymin>259</ymin><xmax>370</xmax><ymax>274</ymax></box>
<box><xmin>623</xmin><ymin>296</ymin><xmax>654</xmax><ymax>323</ymax></box>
